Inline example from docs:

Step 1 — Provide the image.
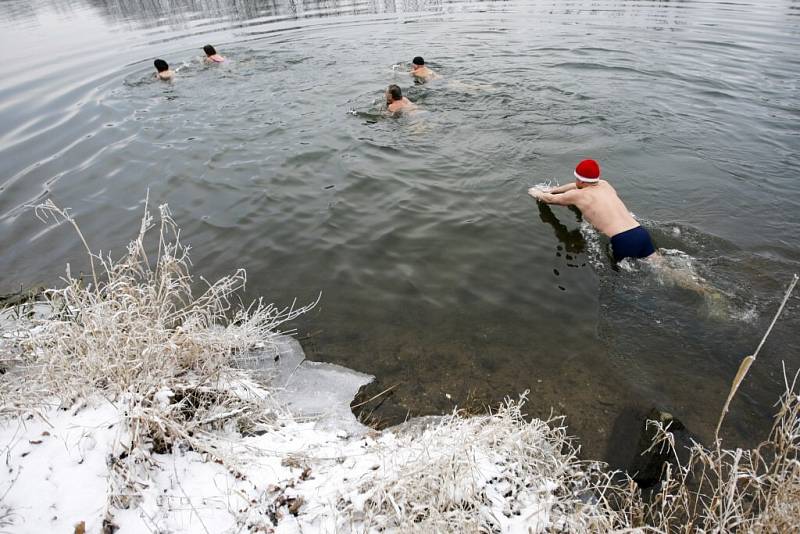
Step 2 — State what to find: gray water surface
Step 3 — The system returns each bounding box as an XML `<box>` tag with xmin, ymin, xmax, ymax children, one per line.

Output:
<box><xmin>1</xmin><ymin>0</ymin><xmax>798</xmax><ymax>463</ymax></box>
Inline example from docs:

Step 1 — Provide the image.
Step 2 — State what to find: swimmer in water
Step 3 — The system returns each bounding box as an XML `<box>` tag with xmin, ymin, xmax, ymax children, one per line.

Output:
<box><xmin>410</xmin><ymin>56</ymin><xmax>437</xmax><ymax>82</ymax></box>
<box><xmin>530</xmin><ymin>160</ymin><xmax>728</xmax><ymax>315</ymax></box>
<box><xmin>386</xmin><ymin>84</ymin><xmax>417</xmax><ymax>114</ymax></box>
<box><xmin>529</xmin><ymin>159</ymin><xmax>656</xmax><ymax>263</ymax></box>
<box><xmin>154</xmin><ymin>59</ymin><xmax>175</xmax><ymax>81</ymax></box>
<box><xmin>203</xmin><ymin>44</ymin><xmax>225</xmax><ymax>63</ymax></box>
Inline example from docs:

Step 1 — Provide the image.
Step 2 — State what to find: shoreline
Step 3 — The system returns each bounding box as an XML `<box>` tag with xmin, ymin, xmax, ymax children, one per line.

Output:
<box><xmin>0</xmin><ymin>303</ymin><xmax>604</xmax><ymax>532</ymax></box>
<box><xmin>0</xmin><ymin>285</ymin><xmax>686</xmax><ymax>473</ymax></box>
<box><xmin>2</xmin><ymin>278</ymin><xmax>798</xmax><ymax>532</ymax></box>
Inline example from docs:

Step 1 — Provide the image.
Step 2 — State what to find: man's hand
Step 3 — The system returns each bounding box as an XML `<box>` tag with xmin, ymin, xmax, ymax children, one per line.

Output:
<box><xmin>528</xmin><ymin>186</ymin><xmax>549</xmax><ymax>200</ymax></box>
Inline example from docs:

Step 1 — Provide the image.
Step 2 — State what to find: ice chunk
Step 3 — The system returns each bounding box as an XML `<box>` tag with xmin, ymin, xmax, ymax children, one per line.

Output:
<box><xmin>241</xmin><ymin>335</ymin><xmax>374</xmax><ymax>435</ymax></box>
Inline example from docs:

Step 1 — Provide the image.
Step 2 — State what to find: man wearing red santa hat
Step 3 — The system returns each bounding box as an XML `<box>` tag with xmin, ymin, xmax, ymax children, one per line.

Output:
<box><xmin>528</xmin><ymin>159</ymin><xmax>656</xmax><ymax>262</ymax></box>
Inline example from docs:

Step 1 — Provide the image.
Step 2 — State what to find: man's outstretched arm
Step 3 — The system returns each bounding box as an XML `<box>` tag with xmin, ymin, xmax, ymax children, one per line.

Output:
<box><xmin>547</xmin><ymin>182</ymin><xmax>577</xmax><ymax>194</ymax></box>
<box><xmin>528</xmin><ymin>187</ymin><xmax>580</xmax><ymax>207</ymax></box>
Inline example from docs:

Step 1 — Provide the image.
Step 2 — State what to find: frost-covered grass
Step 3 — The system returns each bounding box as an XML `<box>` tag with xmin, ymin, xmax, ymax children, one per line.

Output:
<box><xmin>1</xmin><ymin>199</ymin><xmax>315</xmax><ymax>530</ymax></box>
<box><xmin>332</xmin><ymin>398</ymin><xmax>624</xmax><ymax>533</ymax></box>
<box><xmin>19</xmin><ymin>199</ymin><xmax>313</xmax><ymax>403</ymax></box>
<box><xmin>1</xmin><ymin>201</ymin><xmax>798</xmax><ymax>533</ymax></box>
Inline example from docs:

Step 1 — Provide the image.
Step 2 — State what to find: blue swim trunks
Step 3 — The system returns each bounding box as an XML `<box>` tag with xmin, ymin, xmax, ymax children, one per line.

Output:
<box><xmin>610</xmin><ymin>225</ymin><xmax>656</xmax><ymax>262</ymax></box>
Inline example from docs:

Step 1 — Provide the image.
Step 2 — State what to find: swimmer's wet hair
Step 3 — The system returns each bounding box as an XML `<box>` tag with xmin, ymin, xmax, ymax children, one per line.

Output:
<box><xmin>412</xmin><ymin>56</ymin><xmax>425</xmax><ymax>65</ymax></box>
<box><xmin>388</xmin><ymin>84</ymin><xmax>403</xmax><ymax>100</ymax></box>
<box><xmin>203</xmin><ymin>44</ymin><xmax>217</xmax><ymax>56</ymax></box>
<box><xmin>154</xmin><ymin>59</ymin><xmax>169</xmax><ymax>72</ymax></box>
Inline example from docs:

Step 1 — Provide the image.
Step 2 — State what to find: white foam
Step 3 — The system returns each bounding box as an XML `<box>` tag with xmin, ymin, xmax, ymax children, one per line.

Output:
<box><xmin>579</xmin><ymin>220</ymin><xmax>606</xmax><ymax>269</ymax></box>
<box><xmin>527</xmin><ymin>179</ymin><xmax>558</xmax><ymax>192</ymax></box>
<box><xmin>730</xmin><ymin>303</ymin><xmax>759</xmax><ymax>324</ymax></box>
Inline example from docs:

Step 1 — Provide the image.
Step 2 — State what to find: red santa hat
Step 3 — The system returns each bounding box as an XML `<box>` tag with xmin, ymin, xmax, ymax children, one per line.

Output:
<box><xmin>574</xmin><ymin>159</ymin><xmax>600</xmax><ymax>183</ymax></box>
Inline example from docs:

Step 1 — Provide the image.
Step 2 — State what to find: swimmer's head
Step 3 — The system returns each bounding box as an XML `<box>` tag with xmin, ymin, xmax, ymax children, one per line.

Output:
<box><xmin>574</xmin><ymin>159</ymin><xmax>600</xmax><ymax>188</ymax></box>
<box><xmin>154</xmin><ymin>59</ymin><xmax>169</xmax><ymax>72</ymax></box>
<box><xmin>387</xmin><ymin>84</ymin><xmax>403</xmax><ymax>103</ymax></box>
<box><xmin>412</xmin><ymin>56</ymin><xmax>425</xmax><ymax>70</ymax></box>
<box><xmin>203</xmin><ymin>44</ymin><xmax>217</xmax><ymax>56</ymax></box>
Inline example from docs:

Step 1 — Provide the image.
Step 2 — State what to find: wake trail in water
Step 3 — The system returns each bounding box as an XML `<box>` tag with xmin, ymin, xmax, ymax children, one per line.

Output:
<box><xmin>573</xmin><ymin>215</ymin><xmax>757</xmax><ymax>323</ymax></box>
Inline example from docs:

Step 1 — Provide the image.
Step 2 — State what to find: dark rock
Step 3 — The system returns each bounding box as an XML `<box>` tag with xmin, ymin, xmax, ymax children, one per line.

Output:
<box><xmin>627</xmin><ymin>408</ymin><xmax>695</xmax><ymax>489</ymax></box>
<box><xmin>102</xmin><ymin>518</ymin><xmax>118</xmax><ymax>534</ymax></box>
<box><xmin>0</xmin><ymin>285</ymin><xmax>45</xmax><ymax>309</ymax></box>
<box><xmin>350</xmin><ymin>379</ymin><xmax>408</xmax><ymax>430</ymax></box>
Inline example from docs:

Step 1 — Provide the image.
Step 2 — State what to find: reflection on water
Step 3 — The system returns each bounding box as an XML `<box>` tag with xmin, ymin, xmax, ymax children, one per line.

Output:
<box><xmin>0</xmin><ymin>0</ymin><xmax>799</xmax><ymax>463</ymax></box>
<box><xmin>538</xmin><ymin>203</ymin><xmax>585</xmax><ymax>256</ymax></box>
<box><xmin>2</xmin><ymin>0</ymin><xmax>496</xmax><ymax>26</ymax></box>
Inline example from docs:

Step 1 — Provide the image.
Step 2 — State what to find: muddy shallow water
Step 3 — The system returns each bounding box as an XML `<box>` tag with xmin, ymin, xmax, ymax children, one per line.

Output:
<box><xmin>1</xmin><ymin>0</ymin><xmax>798</xmax><ymax>463</ymax></box>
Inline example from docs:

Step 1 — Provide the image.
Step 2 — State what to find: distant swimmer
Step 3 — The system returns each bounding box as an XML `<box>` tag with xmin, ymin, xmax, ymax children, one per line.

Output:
<box><xmin>386</xmin><ymin>84</ymin><xmax>417</xmax><ymax>114</ymax></box>
<box><xmin>203</xmin><ymin>44</ymin><xmax>225</xmax><ymax>63</ymax></box>
<box><xmin>528</xmin><ymin>159</ymin><xmax>656</xmax><ymax>263</ymax></box>
<box><xmin>154</xmin><ymin>59</ymin><xmax>175</xmax><ymax>81</ymax></box>
<box><xmin>410</xmin><ymin>56</ymin><xmax>437</xmax><ymax>82</ymax></box>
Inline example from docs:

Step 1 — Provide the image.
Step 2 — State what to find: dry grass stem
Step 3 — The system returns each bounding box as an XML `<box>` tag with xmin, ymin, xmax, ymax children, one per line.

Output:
<box><xmin>715</xmin><ymin>273</ymin><xmax>798</xmax><ymax>439</ymax></box>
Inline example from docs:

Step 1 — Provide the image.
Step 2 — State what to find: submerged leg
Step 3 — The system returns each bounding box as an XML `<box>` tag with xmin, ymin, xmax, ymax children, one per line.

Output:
<box><xmin>645</xmin><ymin>253</ymin><xmax>730</xmax><ymax>319</ymax></box>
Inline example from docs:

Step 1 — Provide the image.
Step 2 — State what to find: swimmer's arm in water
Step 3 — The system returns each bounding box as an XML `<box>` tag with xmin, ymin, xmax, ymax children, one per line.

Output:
<box><xmin>547</xmin><ymin>183</ymin><xmax>577</xmax><ymax>194</ymax></box>
<box><xmin>528</xmin><ymin>187</ymin><xmax>580</xmax><ymax>206</ymax></box>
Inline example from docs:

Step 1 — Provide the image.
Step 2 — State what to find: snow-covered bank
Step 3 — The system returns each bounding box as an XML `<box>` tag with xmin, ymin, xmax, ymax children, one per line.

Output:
<box><xmin>4</xmin><ymin>203</ymin><xmax>606</xmax><ymax>533</ymax></box>
<box><xmin>2</xmin><ymin>324</ymin><xmax>602</xmax><ymax>533</ymax></box>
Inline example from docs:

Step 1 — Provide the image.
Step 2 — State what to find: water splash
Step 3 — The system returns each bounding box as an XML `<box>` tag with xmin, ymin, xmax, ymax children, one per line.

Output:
<box><xmin>527</xmin><ymin>179</ymin><xmax>558</xmax><ymax>192</ymax></box>
<box><xmin>579</xmin><ymin>220</ymin><xmax>606</xmax><ymax>269</ymax></box>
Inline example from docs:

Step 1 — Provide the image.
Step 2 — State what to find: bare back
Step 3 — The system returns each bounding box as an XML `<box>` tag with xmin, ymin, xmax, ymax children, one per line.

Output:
<box><xmin>570</xmin><ymin>180</ymin><xmax>640</xmax><ymax>237</ymax></box>
<box><xmin>388</xmin><ymin>97</ymin><xmax>417</xmax><ymax>113</ymax></box>
<box><xmin>411</xmin><ymin>66</ymin><xmax>436</xmax><ymax>81</ymax></box>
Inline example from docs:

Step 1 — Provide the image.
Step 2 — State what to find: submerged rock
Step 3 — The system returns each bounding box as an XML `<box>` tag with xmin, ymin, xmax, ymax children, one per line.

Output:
<box><xmin>0</xmin><ymin>285</ymin><xmax>45</xmax><ymax>309</ymax></box>
<box><xmin>350</xmin><ymin>378</ymin><xmax>411</xmax><ymax>430</ymax></box>
<box><xmin>627</xmin><ymin>408</ymin><xmax>695</xmax><ymax>489</ymax></box>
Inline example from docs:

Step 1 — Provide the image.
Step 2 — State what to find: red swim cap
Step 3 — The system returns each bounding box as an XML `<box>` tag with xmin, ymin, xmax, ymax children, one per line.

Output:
<box><xmin>574</xmin><ymin>159</ymin><xmax>600</xmax><ymax>183</ymax></box>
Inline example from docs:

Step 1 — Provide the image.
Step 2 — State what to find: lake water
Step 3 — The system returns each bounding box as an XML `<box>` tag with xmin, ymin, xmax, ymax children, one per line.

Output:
<box><xmin>1</xmin><ymin>0</ymin><xmax>798</xmax><ymax>464</ymax></box>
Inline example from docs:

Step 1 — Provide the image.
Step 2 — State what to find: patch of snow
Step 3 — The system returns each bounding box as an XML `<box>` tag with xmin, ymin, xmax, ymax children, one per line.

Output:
<box><xmin>0</xmin><ymin>400</ymin><xmax>122</xmax><ymax>533</ymax></box>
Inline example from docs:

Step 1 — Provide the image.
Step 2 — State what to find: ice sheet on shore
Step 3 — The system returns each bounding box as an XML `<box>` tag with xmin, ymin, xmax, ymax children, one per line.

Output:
<box><xmin>240</xmin><ymin>334</ymin><xmax>374</xmax><ymax>435</ymax></box>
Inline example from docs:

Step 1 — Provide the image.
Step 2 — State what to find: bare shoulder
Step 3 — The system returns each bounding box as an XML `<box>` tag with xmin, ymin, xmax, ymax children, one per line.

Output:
<box><xmin>559</xmin><ymin>188</ymin><xmax>587</xmax><ymax>204</ymax></box>
<box><xmin>598</xmin><ymin>179</ymin><xmax>617</xmax><ymax>192</ymax></box>
<box><xmin>566</xmin><ymin>187</ymin><xmax>596</xmax><ymax>208</ymax></box>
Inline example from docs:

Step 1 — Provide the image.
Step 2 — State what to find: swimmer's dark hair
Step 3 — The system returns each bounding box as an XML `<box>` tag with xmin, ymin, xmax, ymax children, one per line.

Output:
<box><xmin>388</xmin><ymin>84</ymin><xmax>403</xmax><ymax>101</ymax></box>
<box><xmin>154</xmin><ymin>59</ymin><xmax>169</xmax><ymax>72</ymax></box>
<box><xmin>203</xmin><ymin>44</ymin><xmax>217</xmax><ymax>56</ymax></box>
<box><xmin>412</xmin><ymin>56</ymin><xmax>425</xmax><ymax>66</ymax></box>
